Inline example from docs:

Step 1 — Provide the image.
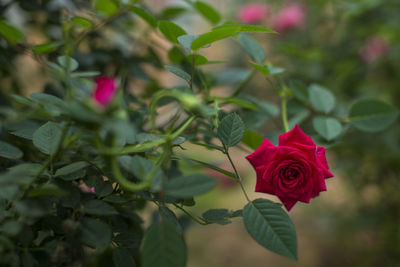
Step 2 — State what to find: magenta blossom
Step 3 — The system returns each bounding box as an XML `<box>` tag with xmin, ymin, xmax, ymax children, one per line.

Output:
<box><xmin>359</xmin><ymin>36</ymin><xmax>389</xmax><ymax>64</ymax></box>
<box><xmin>93</xmin><ymin>76</ymin><xmax>117</xmax><ymax>107</ymax></box>
<box><xmin>246</xmin><ymin>125</ymin><xmax>334</xmax><ymax>211</ymax></box>
<box><xmin>237</xmin><ymin>3</ymin><xmax>269</xmax><ymax>24</ymax></box>
<box><xmin>274</xmin><ymin>3</ymin><xmax>305</xmax><ymax>33</ymax></box>
<box><xmin>79</xmin><ymin>183</ymin><xmax>95</xmax><ymax>194</ymax></box>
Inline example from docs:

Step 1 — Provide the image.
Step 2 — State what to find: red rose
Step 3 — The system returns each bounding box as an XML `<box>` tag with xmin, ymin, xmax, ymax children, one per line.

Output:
<box><xmin>93</xmin><ymin>76</ymin><xmax>117</xmax><ymax>107</ymax></box>
<box><xmin>246</xmin><ymin>125</ymin><xmax>334</xmax><ymax>211</ymax></box>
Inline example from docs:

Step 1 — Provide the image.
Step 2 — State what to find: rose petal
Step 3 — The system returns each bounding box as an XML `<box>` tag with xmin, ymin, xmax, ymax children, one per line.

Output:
<box><xmin>316</xmin><ymin>146</ymin><xmax>334</xmax><ymax>178</ymax></box>
<box><xmin>279</xmin><ymin>124</ymin><xmax>316</xmax><ymax>148</ymax></box>
<box><xmin>245</xmin><ymin>138</ymin><xmax>277</xmax><ymax>168</ymax></box>
<box><xmin>279</xmin><ymin>197</ymin><xmax>297</xmax><ymax>211</ymax></box>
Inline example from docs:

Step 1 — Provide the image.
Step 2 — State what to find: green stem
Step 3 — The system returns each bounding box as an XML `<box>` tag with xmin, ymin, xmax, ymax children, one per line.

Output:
<box><xmin>173</xmin><ymin>204</ymin><xmax>208</xmax><ymax>225</ymax></box>
<box><xmin>190</xmin><ymin>53</ymin><xmax>195</xmax><ymax>91</ymax></box>
<box><xmin>281</xmin><ymin>95</ymin><xmax>289</xmax><ymax>132</ymax></box>
<box><xmin>223</xmin><ymin>145</ymin><xmax>251</xmax><ymax>203</ymax></box>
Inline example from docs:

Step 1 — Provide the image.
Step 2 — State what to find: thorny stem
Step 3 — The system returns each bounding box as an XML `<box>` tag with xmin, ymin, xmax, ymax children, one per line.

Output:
<box><xmin>223</xmin><ymin>144</ymin><xmax>251</xmax><ymax>203</ymax></box>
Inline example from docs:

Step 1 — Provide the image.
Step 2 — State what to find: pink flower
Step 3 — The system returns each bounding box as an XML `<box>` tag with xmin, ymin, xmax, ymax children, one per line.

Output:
<box><xmin>246</xmin><ymin>125</ymin><xmax>334</xmax><ymax>211</ymax></box>
<box><xmin>93</xmin><ymin>76</ymin><xmax>117</xmax><ymax>107</ymax></box>
<box><xmin>359</xmin><ymin>36</ymin><xmax>389</xmax><ymax>64</ymax></box>
<box><xmin>237</xmin><ymin>3</ymin><xmax>269</xmax><ymax>24</ymax></box>
<box><xmin>274</xmin><ymin>3</ymin><xmax>305</xmax><ymax>32</ymax></box>
<box><xmin>79</xmin><ymin>183</ymin><xmax>95</xmax><ymax>194</ymax></box>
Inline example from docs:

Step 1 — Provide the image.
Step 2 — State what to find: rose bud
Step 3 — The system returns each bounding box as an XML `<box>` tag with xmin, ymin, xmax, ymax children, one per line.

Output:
<box><xmin>359</xmin><ymin>36</ymin><xmax>389</xmax><ymax>64</ymax></box>
<box><xmin>92</xmin><ymin>76</ymin><xmax>117</xmax><ymax>107</ymax></box>
<box><xmin>246</xmin><ymin>125</ymin><xmax>334</xmax><ymax>211</ymax></box>
<box><xmin>273</xmin><ymin>3</ymin><xmax>305</xmax><ymax>33</ymax></box>
<box><xmin>237</xmin><ymin>3</ymin><xmax>269</xmax><ymax>24</ymax></box>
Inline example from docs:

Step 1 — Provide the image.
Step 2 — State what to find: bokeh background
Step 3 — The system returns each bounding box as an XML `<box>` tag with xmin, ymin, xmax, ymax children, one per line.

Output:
<box><xmin>1</xmin><ymin>0</ymin><xmax>400</xmax><ymax>266</ymax></box>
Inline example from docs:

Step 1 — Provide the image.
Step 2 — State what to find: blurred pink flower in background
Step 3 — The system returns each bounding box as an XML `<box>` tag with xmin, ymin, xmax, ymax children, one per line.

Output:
<box><xmin>79</xmin><ymin>183</ymin><xmax>95</xmax><ymax>194</ymax></box>
<box><xmin>237</xmin><ymin>3</ymin><xmax>269</xmax><ymax>24</ymax></box>
<box><xmin>93</xmin><ymin>76</ymin><xmax>117</xmax><ymax>106</ymax></box>
<box><xmin>359</xmin><ymin>36</ymin><xmax>389</xmax><ymax>63</ymax></box>
<box><xmin>274</xmin><ymin>3</ymin><xmax>305</xmax><ymax>32</ymax></box>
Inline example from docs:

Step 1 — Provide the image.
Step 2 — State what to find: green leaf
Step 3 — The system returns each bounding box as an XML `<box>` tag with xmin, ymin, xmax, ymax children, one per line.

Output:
<box><xmin>57</xmin><ymin>56</ymin><xmax>79</xmax><ymax>72</ymax></box>
<box><xmin>191</xmin><ymin>24</ymin><xmax>275</xmax><ymax>51</ymax></box>
<box><xmin>0</xmin><ymin>141</ymin><xmax>23</xmax><ymax>159</ymax></box>
<box><xmin>313</xmin><ymin>117</ymin><xmax>343</xmax><ymax>141</ymax></box>
<box><xmin>71</xmin><ymin>16</ymin><xmax>93</xmax><ymax>28</ymax></box>
<box><xmin>202</xmin><ymin>209</ymin><xmax>232</xmax><ymax>225</ymax></box>
<box><xmin>165</xmin><ymin>65</ymin><xmax>191</xmax><ymax>83</ymax></box>
<box><xmin>243</xmin><ymin>199</ymin><xmax>297</xmax><ymax>260</ymax></box>
<box><xmin>349</xmin><ymin>99</ymin><xmax>399</xmax><ymax>132</ymax></box>
<box><xmin>289</xmin><ymin>81</ymin><xmax>308</xmax><ymax>103</ymax></box>
<box><xmin>54</xmin><ymin>161</ymin><xmax>89</xmax><ymax>177</ymax></box>
<box><xmin>95</xmin><ymin>0</ymin><xmax>119</xmax><ymax>16</ymax></box>
<box><xmin>242</xmin><ymin>129</ymin><xmax>263</xmax><ymax>150</ymax></box>
<box><xmin>113</xmin><ymin>247</ymin><xmax>136</xmax><ymax>267</ymax></box>
<box><xmin>308</xmin><ymin>84</ymin><xmax>335</xmax><ymax>114</ymax></box>
<box><xmin>239</xmin><ymin>33</ymin><xmax>265</xmax><ymax>63</ymax></box>
<box><xmin>32</xmin><ymin>42</ymin><xmax>62</xmax><ymax>54</ymax></box>
<box><xmin>131</xmin><ymin>5</ymin><xmax>157</xmax><ymax>28</ymax></box>
<box><xmin>160</xmin><ymin>7</ymin><xmax>187</xmax><ymax>20</ymax></box>
<box><xmin>217</xmin><ymin>113</ymin><xmax>245</xmax><ymax>147</ymax></box>
<box><xmin>166</xmin><ymin>174</ymin><xmax>217</xmax><ymax>198</ymax></box>
<box><xmin>177</xmin><ymin>35</ymin><xmax>197</xmax><ymax>50</ymax></box>
<box><xmin>141</xmin><ymin>221</ymin><xmax>186</xmax><ymax>267</ymax></box>
<box><xmin>193</xmin><ymin>1</ymin><xmax>221</xmax><ymax>25</ymax></box>
<box><xmin>79</xmin><ymin>217</ymin><xmax>111</xmax><ymax>251</ymax></box>
<box><xmin>158</xmin><ymin>20</ymin><xmax>187</xmax><ymax>43</ymax></box>
<box><xmin>32</xmin><ymin>122</ymin><xmax>63</xmax><ymax>155</ymax></box>
<box><xmin>0</xmin><ymin>220</ymin><xmax>23</xmax><ymax>236</ymax></box>
<box><xmin>28</xmin><ymin>184</ymin><xmax>66</xmax><ymax>197</ymax></box>
<box><xmin>250</xmin><ymin>62</ymin><xmax>270</xmax><ymax>76</ymax></box>
<box><xmin>0</xmin><ymin>21</ymin><xmax>24</xmax><ymax>43</ymax></box>
<box><xmin>215</xmin><ymin>97</ymin><xmax>258</xmax><ymax>110</ymax></box>
<box><xmin>83</xmin><ymin>200</ymin><xmax>118</xmax><ymax>216</ymax></box>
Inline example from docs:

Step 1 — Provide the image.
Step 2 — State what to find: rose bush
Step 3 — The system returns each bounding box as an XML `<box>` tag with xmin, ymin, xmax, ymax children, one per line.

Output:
<box><xmin>246</xmin><ymin>125</ymin><xmax>333</xmax><ymax>211</ymax></box>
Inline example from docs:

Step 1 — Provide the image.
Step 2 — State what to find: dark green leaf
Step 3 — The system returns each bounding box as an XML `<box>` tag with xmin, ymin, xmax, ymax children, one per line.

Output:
<box><xmin>28</xmin><ymin>184</ymin><xmax>66</xmax><ymax>197</ymax></box>
<box><xmin>84</xmin><ymin>200</ymin><xmax>118</xmax><ymax>216</ymax></box>
<box><xmin>158</xmin><ymin>20</ymin><xmax>187</xmax><ymax>43</ymax></box>
<box><xmin>131</xmin><ymin>5</ymin><xmax>157</xmax><ymax>28</ymax></box>
<box><xmin>79</xmin><ymin>217</ymin><xmax>111</xmax><ymax>251</ymax></box>
<box><xmin>349</xmin><ymin>99</ymin><xmax>399</xmax><ymax>132</ymax></box>
<box><xmin>166</xmin><ymin>174</ymin><xmax>217</xmax><ymax>198</ymax></box>
<box><xmin>165</xmin><ymin>65</ymin><xmax>191</xmax><ymax>83</ymax></box>
<box><xmin>202</xmin><ymin>209</ymin><xmax>232</xmax><ymax>225</ymax></box>
<box><xmin>32</xmin><ymin>122</ymin><xmax>63</xmax><ymax>155</ymax></box>
<box><xmin>250</xmin><ymin>62</ymin><xmax>270</xmax><ymax>76</ymax></box>
<box><xmin>160</xmin><ymin>6</ymin><xmax>187</xmax><ymax>20</ymax></box>
<box><xmin>193</xmin><ymin>1</ymin><xmax>221</xmax><ymax>25</ymax></box>
<box><xmin>242</xmin><ymin>129</ymin><xmax>263</xmax><ymax>150</ymax></box>
<box><xmin>0</xmin><ymin>141</ymin><xmax>23</xmax><ymax>159</ymax></box>
<box><xmin>113</xmin><ymin>247</ymin><xmax>136</xmax><ymax>267</ymax></box>
<box><xmin>54</xmin><ymin>161</ymin><xmax>89</xmax><ymax>177</ymax></box>
<box><xmin>141</xmin><ymin>221</ymin><xmax>186</xmax><ymax>267</ymax></box>
<box><xmin>217</xmin><ymin>113</ymin><xmax>245</xmax><ymax>147</ymax></box>
<box><xmin>0</xmin><ymin>21</ymin><xmax>24</xmax><ymax>43</ymax></box>
<box><xmin>239</xmin><ymin>33</ymin><xmax>265</xmax><ymax>63</ymax></box>
<box><xmin>308</xmin><ymin>84</ymin><xmax>335</xmax><ymax>114</ymax></box>
<box><xmin>313</xmin><ymin>117</ymin><xmax>343</xmax><ymax>141</ymax></box>
<box><xmin>0</xmin><ymin>220</ymin><xmax>23</xmax><ymax>236</ymax></box>
<box><xmin>243</xmin><ymin>199</ymin><xmax>297</xmax><ymax>260</ymax></box>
